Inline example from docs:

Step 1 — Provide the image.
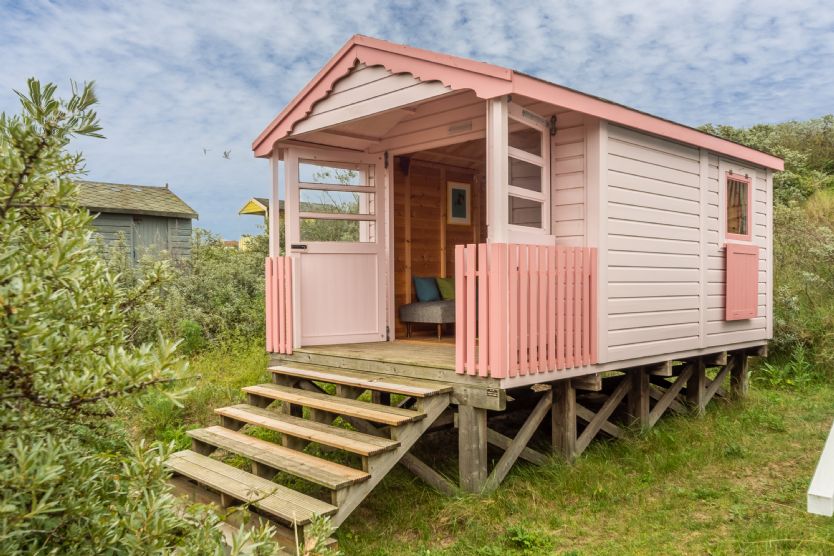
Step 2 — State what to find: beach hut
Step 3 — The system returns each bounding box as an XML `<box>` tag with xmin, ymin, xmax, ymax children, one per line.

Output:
<box><xmin>166</xmin><ymin>36</ymin><xmax>782</xmax><ymax>543</ymax></box>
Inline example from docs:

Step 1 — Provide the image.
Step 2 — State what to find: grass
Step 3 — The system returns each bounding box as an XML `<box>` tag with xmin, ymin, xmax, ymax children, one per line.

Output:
<box><xmin>129</xmin><ymin>345</ymin><xmax>834</xmax><ymax>555</ymax></box>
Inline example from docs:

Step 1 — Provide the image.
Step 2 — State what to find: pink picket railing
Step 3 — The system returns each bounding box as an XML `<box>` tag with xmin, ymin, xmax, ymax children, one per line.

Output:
<box><xmin>455</xmin><ymin>244</ymin><xmax>597</xmax><ymax>378</ymax></box>
<box><xmin>265</xmin><ymin>256</ymin><xmax>293</xmax><ymax>355</ymax></box>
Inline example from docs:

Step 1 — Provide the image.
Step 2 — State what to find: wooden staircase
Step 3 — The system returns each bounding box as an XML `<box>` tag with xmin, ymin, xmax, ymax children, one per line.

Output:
<box><xmin>165</xmin><ymin>362</ymin><xmax>452</xmax><ymax>552</ymax></box>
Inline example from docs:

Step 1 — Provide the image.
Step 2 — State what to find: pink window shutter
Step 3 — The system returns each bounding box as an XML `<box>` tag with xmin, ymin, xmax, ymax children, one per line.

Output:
<box><xmin>725</xmin><ymin>243</ymin><xmax>759</xmax><ymax>320</ymax></box>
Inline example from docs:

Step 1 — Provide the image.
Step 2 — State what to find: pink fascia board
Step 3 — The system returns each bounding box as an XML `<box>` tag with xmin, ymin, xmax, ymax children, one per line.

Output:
<box><xmin>511</xmin><ymin>74</ymin><xmax>784</xmax><ymax>171</ymax></box>
<box><xmin>252</xmin><ymin>35</ymin><xmax>512</xmax><ymax>157</ymax></box>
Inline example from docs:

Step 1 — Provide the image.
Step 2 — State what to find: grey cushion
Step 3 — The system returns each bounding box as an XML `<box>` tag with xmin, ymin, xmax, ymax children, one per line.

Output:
<box><xmin>399</xmin><ymin>300</ymin><xmax>456</xmax><ymax>324</ymax></box>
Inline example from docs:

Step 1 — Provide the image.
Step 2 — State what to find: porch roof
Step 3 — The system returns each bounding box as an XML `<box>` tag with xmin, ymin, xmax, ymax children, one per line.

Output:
<box><xmin>252</xmin><ymin>35</ymin><xmax>784</xmax><ymax>171</ymax></box>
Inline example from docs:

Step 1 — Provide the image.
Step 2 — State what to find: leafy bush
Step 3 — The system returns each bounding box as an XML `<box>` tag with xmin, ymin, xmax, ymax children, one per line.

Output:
<box><xmin>0</xmin><ymin>79</ymin><xmax>276</xmax><ymax>554</ymax></box>
<box><xmin>757</xmin><ymin>345</ymin><xmax>818</xmax><ymax>389</ymax></box>
<box><xmin>111</xmin><ymin>227</ymin><xmax>269</xmax><ymax>353</ymax></box>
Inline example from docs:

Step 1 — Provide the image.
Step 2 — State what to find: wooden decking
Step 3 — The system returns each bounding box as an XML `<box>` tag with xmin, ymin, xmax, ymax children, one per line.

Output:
<box><xmin>297</xmin><ymin>340</ymin><xmax>456</xmax><ymax>370</ymax></box>
<box><xmin>275</xmin><ymin>340</ymin><xmax>506</xmax><ymax>411</ymax></box>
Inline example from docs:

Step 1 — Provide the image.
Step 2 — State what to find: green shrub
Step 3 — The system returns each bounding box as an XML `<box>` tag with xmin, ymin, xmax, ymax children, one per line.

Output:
<box><xmin>110</xmin><ymin>227</ymin><xmax>268</xmax><ymax>352</ymax></box>
<box><xmin>0</xmin><ymin>79</ymin><xmax>277</xmax><ymax>554</ymax></box>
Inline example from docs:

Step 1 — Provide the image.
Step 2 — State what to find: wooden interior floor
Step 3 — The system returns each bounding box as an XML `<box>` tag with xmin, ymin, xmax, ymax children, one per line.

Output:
<box><xmin>296</xmin><ymin>340</ymin><xmax>456</xmax><ymax>371</ymax></box>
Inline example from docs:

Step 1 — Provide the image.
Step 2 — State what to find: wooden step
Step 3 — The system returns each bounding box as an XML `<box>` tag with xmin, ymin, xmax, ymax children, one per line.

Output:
<box><xmin>170</xmin><ymin>475</ymin><xmax>335</xmax><ymax>554</ymax></box>
<box><xmin>243</xmin><ymin>384</ymin><xmax>426</xmax><ymax>426</ymax></box>
<box><xmin>215</xmin><ymin>404</ymin><xmax>400</xmax><ymax>456</ymax></box>
<box><xmin>188</xmin><ymin>426</ymin><xmax>370</xmax><ymax>490</ymax></box>
<box><xmin>269</xmin><ymin>363</ymin><xmax>452</xmax><ymax>398</ymax></box>
<box><xmin>165</xmin><ymin>450</ymin><xmax>336</xmax><ymax>525</ymax></box>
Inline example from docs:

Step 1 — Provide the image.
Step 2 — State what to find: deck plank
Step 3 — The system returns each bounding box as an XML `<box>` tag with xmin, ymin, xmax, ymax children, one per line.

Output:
<box><xmin>269</xmin><ymin>363</ymin><xmax>452</xmax><ymax>397</ymax></box>
<box><xmin>298</xmin><ymin>340</ymin><xmax>456</xmax><ymax>370</ymax></box>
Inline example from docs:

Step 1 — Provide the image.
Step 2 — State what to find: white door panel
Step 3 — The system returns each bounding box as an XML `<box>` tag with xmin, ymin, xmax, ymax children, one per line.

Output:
<box><xmin>285</xmin><ymin>148</ymin><xmax>387</xmax><ymax>346</ymax></box>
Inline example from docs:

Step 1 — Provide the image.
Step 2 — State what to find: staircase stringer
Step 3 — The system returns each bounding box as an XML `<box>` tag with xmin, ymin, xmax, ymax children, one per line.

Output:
<box><xmin>331</xmin><ymin>393</ymin><xmax>450</xmax><ymax>527</ymax></box>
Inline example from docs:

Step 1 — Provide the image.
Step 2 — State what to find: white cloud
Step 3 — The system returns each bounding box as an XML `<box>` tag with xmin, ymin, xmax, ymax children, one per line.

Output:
<box><xmin>1</xmin><ymin>0</ymin><xmax>832</xmax><ymax>237</ymax></box>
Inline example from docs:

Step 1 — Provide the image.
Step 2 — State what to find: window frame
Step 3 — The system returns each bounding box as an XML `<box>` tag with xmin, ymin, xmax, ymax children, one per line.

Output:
<box><xmin>723</xmin><ymin>170</ymin><xmax>753</xmax><ymax>243</ymax></box>
<box><xmin>506</xmin><ymin>102</ymin><xmax>550</xmax><ymax>233</ymax></box>
<box><xmin>294</xmin><ymin>158</ymin><xmax>378</xmax><ymax>245</ymax></box>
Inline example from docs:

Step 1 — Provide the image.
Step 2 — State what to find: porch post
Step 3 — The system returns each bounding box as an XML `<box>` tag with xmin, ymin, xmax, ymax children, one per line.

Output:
<box><xmin>458</xmin><ymin>404</ymin><xmax>488</xmax><ymax>493</ymax></box>
<box><xmin>269</xmin><ymin>146</ymin><xmax>283</xmax><ymax>257</ymax></box>
<box><xmin>485</xmin><ymin>97</ymin><xmax>509</xmax><ymax>244</ymax></box>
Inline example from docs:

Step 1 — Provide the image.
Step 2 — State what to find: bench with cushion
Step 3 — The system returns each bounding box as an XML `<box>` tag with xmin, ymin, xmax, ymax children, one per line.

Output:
<box><xmin>399</xmin><ymin>276</ymin><xmax>455</xmax><ymax>338</ymax></box>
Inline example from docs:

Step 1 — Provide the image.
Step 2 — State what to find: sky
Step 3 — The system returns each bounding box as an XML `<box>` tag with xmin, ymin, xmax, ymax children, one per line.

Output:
<box><xmin>2</xmin><ymin>1</ymin><xmax>833</xmax><ymax>239</ymax></box>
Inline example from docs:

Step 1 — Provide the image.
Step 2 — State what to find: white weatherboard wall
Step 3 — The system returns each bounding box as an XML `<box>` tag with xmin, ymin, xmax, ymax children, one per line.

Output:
<box><xmin>809</xmin><ymin>421</ymin><xmax>834</xmax><ymax>516</ymax></box>
<box><xmin>602</xmin><ymin>125</ymin><xmax>771</xmax><ymax>363</ymax></box>
<box><xmin>605</xmin><ymin>125</ymin><xmax>702</xmax><ymax>361</ymax></box>
<box><xmin>552</xmin><ymin>111</ymin><xmax>587</xmax><ymax>246</ymax></box>
<box><xmin>705</xmin><ymin>155</ymin><xmax>770</xmax><ymax>346</ymax></box>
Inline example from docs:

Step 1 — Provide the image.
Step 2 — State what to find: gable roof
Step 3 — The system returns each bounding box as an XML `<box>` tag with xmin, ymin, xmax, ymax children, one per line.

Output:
<box><xmin>75</xmin><ymin>181</ymin><xmax>198</xmax><ymax>219</ymax></box>
<box><xmin>239</xmin><ymin>197</ymin><xmax>285</xmax><ymax>216</ymax></box>
<box><xmin>253</xmin><ymin>35</ymin><xmax>783</xmax><ymax>171</ymax></box>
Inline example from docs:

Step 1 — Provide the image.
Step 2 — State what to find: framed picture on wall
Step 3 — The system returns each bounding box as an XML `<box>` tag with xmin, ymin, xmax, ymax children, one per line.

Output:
<box><xmin>447</xmin><ymin>181</ymin><xmax>471</xmax><ymax>225</ymax></box>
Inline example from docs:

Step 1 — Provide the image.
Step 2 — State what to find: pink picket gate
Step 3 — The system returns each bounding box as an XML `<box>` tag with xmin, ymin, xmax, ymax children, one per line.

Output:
<box><xmin>265</xmin><ymin>256</ymin><xmax>293</xmax><ymax>355</ymax></box>
<box><xmin>455</xmin><ymin>244</ymin><xmax>597</xmax><ymax>378</ymax></box>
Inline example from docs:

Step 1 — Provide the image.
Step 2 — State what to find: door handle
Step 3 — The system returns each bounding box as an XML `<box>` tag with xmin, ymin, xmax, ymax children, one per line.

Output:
<box><xmin>290</xmin><ymin>244</ymin><xmax>307</xmax><ymax>250</ymax></box>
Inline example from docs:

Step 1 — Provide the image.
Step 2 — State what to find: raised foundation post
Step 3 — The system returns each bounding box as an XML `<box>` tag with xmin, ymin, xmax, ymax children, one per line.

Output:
<box><xmin>686</xmin><ymin>357</ymin><xmax>707</xmax><ymax>413</ymax></box>
<box><xmin>627</xmin><ymin>367</ymin><xmax>650</xmax><ymax>429</ymax></box>
<box><xmin>458</xmin><ymin>405</ymin><xmax>488</xmax><ymax>493</ymax></box>
<box><xmin>552</xmin><ymin>379</ymin><xmax>577</xmax><ymax>461</ymax></box>
<box><xmin>730</xmin><ymin>351</ymin><xmax>750</xmax><ymax>399</ymax></box>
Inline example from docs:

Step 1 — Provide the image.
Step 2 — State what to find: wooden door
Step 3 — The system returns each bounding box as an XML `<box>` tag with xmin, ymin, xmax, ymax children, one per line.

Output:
<box><xmin>285</xmin><ymin>147</ymin><xmax>387</xmax><ymax>345</ymax></box>
<box><xmin>132</xmin><ymin>216</ymin><xmax>169</xmax><ymax>260</ymax></box>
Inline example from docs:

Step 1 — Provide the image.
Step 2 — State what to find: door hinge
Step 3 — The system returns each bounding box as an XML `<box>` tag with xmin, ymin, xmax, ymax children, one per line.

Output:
<box><xmin>386</xmin><ymin>325</ymin><xmax>390</xmax><ymax>341</ymax></box>
<box><xmin>384</xmin><ymin>151</ymin><xmax>389</xmax><ymax>169</ymax></box>
<box><xmin>549</xmin><ymin>115</ymin><xmax>558</xmax><ymax>136</ymax></box>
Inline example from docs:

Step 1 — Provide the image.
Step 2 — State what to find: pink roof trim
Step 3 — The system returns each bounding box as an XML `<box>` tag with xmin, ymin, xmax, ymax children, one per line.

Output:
<box><xmin>253</xmin><ymin>35</ymin><xmax>784</xmax><ymax>171</ymax></box>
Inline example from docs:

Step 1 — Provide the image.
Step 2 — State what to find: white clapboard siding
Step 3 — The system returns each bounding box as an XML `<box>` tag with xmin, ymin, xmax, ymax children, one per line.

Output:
<box><xmin>552</xmin><ymin>112</ymin><xmax>586</xmax><ymax>246</ymax></box>
<box><xmin>606</xmin><ymin>125</ymin><xmax>703</xmax><ymax>361</ymax></box>
<box><xmin>293</xmin><ymin>64</ymin><xmax>452</xmax><ymax>135</ymax></box>
<box><xmin>704</xmin><ymin>153</ymin><xmax>769</xmax><ymax>345</ymax></box>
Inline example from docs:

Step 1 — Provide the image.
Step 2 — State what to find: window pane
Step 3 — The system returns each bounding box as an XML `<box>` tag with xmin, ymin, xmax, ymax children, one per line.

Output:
<box><xmin>509</xmin><ymin>156</ymin><xmax>542</xmax><ymax>193</ymax></box>
<box><xmin>299</xmin><ymin>189</ymin><xmax>374</xmax><ymax>215</ymax></box>
<box><xmin>727</xmin><ymin>178</ymin><xmax>748</xmax><ymax>235</ymax></box>
<box><xmin>299</xmin><ymin>161</ymin><xmax>365</xmax><ymax>186</ymax></box>
<box><xmin>508</xmin><ymin>196</ymin><xmax>542</xmax><ymax>228</ymax></box>
<box><xmin>508</xmin><ymin>124</ymin><xmax>542</xmax><ymax>157</ymax></box>
<box><xmin>300</xmin><ymin>218</ymin><xmax>375</xmax><ymax>242</ymax></box>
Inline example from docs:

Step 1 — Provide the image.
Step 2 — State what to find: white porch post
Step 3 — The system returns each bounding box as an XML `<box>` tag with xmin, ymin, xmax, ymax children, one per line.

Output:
<box><xmin>486</xmin><ymin>97</ymin><xmax>509</xmax><ymax>244</ymax></box>
<box><xmin>269</xmin><ymin>146</ymin><xmax>283</xmax><ymax>257</ymax></box>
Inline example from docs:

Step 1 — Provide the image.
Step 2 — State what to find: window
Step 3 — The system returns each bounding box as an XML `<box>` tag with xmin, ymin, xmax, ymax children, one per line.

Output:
<box><xmin>296</xmin><ymin>159</ymin><xmax>376</xmax><ymax>242</ymax></box>
<box><xmin>506</xmin><ymin>103</ymin><xmax>549</xmax><ymax>231</ymax></box>
<box><xmin>725</xmin><ymin>172</ymin><xmax>752</xmax><ymax>241</ymax></box>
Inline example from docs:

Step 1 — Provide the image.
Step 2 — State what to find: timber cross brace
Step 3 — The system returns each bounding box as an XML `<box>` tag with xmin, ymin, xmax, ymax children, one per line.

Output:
<box><xmin>453</xmin><ymin>347</ymin><xmax>761</xmax><ymax>493</ymax></box>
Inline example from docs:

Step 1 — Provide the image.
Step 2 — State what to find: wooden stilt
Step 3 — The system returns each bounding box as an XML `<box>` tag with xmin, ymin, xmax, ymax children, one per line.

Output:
<box><xmin>730</xmin><ymin>351</ymin><xmax>750</xmax><ymax>398</ymax></box>
<box><xmin>458</xmin><ymin>405</ymin><xmax>488</xmax><ymax>493</ymax></box>
<box><xmin>627</xmin><ymin>367</ymin><xmax>650</xmax><ymax>429</ymax></box>
<box><xmin>686</xmin><ymin>357</ymin><xmax>707</xmax><ymax>413</ymax></box>
<box><xmin>552</xmin><ymin>379</ymin><xmax>577</xmax><ymax>461</ymax></box>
